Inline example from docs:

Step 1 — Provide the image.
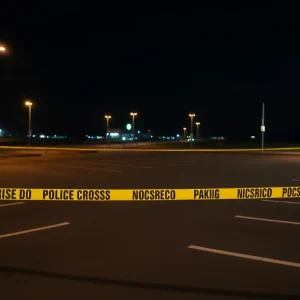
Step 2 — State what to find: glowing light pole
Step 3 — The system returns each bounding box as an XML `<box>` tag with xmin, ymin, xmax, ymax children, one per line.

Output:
<box><xmin>130</xmin><ymin>112</ymin><xmax>137</xmax><ymax>140</ymax></box>
<box><xmin>196</xmin><ymin>122</ymin><xmax>201</xmax><ymax>139</ymax></box>
<box><xmin>189</xmin><ymin>113</ymin><xmax>195</xmax><ymax>148</ymax></box>
<box><xmin>25</xmin><ymin>100</ymin><xmax>33</xmax><ymax>146</ymax></box>
<box><xmin>105</xmin><ymin>115</ymin><xmax>111</xmax><ymax>144</ymax></box>
<box><xmin>183</xmin><ymin>127</ymin><xmax>187</xmax><ymax>139</ymax></box>
<box><xmin>261</xmin><ymin>102</ymin><xmax>265</xmax><ymax>152</ymax></box>
<box><xmin>0</xmin><ymin>46</ymin><xmax>6</xmax><ymax>53</ymax></box>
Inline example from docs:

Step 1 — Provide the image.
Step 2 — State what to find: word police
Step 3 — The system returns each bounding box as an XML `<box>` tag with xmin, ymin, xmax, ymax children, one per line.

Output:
<box><xmin>42</xmin><ymin>189</ymin><xmax>110</xmax><ymax>200</ymax></box>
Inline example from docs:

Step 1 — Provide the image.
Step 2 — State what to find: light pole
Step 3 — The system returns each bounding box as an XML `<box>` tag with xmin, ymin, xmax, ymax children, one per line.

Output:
<box><xmin>261</xmin><ymin>102</ymin><xmax>265</xmax><ymax>152</ymax></box>
<box><xmin>189</xmin><ymin>113</ymin><xmax>195</xmax><ymax>148</ymax></box>
<box><xmin>183</xmin><ymin>127</ymin><xmax>187</xmax><ymax>140</ymax></box>
<box><xmin>105</xmin><ymin>115</ymin><xmax>111</xmax><ymax>144</ymax></box>
<box><xmin>25</xmin><ymin>101</ymin><xmax>33</xmax><ymax>146</ymax></box>
<box><xmin>196</xmin><ymin>122</ymin><xmax>201</xmax><ymax>139</ymax></box>
<box><xmin>130</xmin><ymin>112</ymin><xmax>137</xmax><ymax>141</ymax></box>
<box><xmin>0</xmin><ymin>46</ymin><xmax>6</xmax><ymax>53</ymax></box>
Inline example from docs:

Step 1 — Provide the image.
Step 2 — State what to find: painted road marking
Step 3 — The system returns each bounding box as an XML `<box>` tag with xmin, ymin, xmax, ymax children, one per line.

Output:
<box><xmin>0</xmin><ymin>202</ymin><xmax>24</xmax><ymax>207</ymax></box>
<box><xmin>188</xmin><ymin>245</ymin><xmax>300</xmax><ymax>268</ymax></box>
<box><xmin>262</xmin><ymin>200</ymin><xmax>300</xmax><ymax>205</ymax></box>
<box><xmin>76</xmin><ymin>161</ymin><xmax>153</xmax><ymax>169</ymax></box>
<box><xmin>235</xmin><ymin>215</ymin><xmax>300</xmax><ymax>225</ymax></box>
<box><xmin>0</xmin><ymin>222</ymin><xmax>70</xmax><ymax>239</ymax></box>
<box><xmin>56</xmin><ymin>164</ymin><xmax>122</xmax><ymax>173</ymax></box>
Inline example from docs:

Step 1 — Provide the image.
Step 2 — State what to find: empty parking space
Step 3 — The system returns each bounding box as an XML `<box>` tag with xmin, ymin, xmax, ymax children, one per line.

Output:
<box><xmin>2</xmin><ymin>200</ymin><xmax>300</xmax><ymax>299</ymax></box>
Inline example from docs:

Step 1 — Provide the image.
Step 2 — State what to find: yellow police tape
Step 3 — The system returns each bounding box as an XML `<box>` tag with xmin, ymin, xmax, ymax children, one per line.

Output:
<box><xmin>0</xmin><ymin>187</ymin><xmax>300</xmax><ymax>201</ymax></box>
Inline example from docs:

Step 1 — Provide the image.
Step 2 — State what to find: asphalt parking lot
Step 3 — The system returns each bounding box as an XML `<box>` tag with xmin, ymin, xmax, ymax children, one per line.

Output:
<box><xmin>1</xmin><ymin>150</ymin><xmax>300</xmax><ymax>188</ymax></box>
<box><xmin>1</xmin><ymin>151</ymin><xmax>300</xmax><ymax>299</ymax></box>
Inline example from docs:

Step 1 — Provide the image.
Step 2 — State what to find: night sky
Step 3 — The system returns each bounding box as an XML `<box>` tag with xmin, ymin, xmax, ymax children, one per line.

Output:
<box><xmin>1</xmin><ymin>1</ymin><xmax>300</xmax><ymax>141</ymax></box>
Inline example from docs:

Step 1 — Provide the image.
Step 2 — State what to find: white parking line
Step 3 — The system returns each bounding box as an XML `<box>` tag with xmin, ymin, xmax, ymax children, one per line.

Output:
<box><xmin>56</xmin><ymin>164</ymin><xmax>122</xmax><ymax>173</ymax></box>
<box><xmin>0</xmin><ymin>202</ymin><xmax>24</xmax><ymax>208</ymax></box>
<box><xmin>235</xmin><ymin>215</ymin><xmax>300</xmax><ymax>225</ymax></box>
<box><xmin>0</xmin><ymin>222</ymin><xmax>70</xmax><ymax>239</ymax></box>
<box><xmin>262</xmin><ymin>200</ymin><xmax>300</xmax><ymax>205</ymax></box>
<box><xmin>188</xmin><ymin>245</ymin><xmax>300</xmax><ymax>268</ymax></box>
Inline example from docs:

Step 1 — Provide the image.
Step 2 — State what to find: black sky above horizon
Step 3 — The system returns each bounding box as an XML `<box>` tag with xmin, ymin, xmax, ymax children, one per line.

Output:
<box><xmin>1</xmin><ymin>1</ymin><xmax>300</xmax><ymax>140</ymax></box>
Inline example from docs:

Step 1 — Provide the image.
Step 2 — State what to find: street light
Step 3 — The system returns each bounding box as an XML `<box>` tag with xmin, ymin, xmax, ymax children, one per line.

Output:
<box><xmin>130</xmin><ymin>112</ymin><xmax>137</xmax><ymax>141</ymax></box>
<box><xmin>105</xmin><ymin>115</ymin><xmax>111</xmax><ymax>144</ymax></box>
<box><xmin>196</xmin><ymin>122</ymin><xmax>201</xmax><ymax>139</ymax></box>
<box><xmin>189</xmin><ymin>113</ymin><xmax>195</xmax><ymax>148</ymax></box>
<box><xmin>25</xmin><ymin>100</ymin><xmax>33</xmax><ymax>146</ymax></box>
<box><xmin>0</xmin><ymin>46</ymin><xmax>6</xmax><ymax>53</ymax></box>
<box><xmin>183</xmin><ymin>127</ymin><xmax>187</xmax><ymax>140</ymax></box>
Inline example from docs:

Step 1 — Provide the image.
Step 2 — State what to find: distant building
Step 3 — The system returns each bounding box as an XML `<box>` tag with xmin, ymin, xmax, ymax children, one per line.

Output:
<box><xmin>210</xmin><ymin>136</ymin><xmax>226</xmax><ymax>141</ymax></box>
<box><xmin>107</xmin><ymin>128</ymin><xmax>134</xmax><ymax>141</ymax></box>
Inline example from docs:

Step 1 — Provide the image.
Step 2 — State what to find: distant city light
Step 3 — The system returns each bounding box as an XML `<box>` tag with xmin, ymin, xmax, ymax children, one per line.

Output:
<box><xmin>126</xmin><ymin>123</ymin><xmax>132</xmax><ymax>130</ymax></box>
<box><xmin>122</xmin><ymin>137</ymin><xmax>126</xmax><ymax>141</ymax></box>
<box><xmin>40</xmin><ymin>134</ymin><xmax>45</xmax><ymax>138</ymax></box>
<box><xmin>137</xmin><ymin>130</ymin><xmax>140</xmax><ymax>134</ymax></box>
<box><xmin>109</xmin><ymin>132</ymin><xmax>119</xmax><ymax>137</ymax></box>
<box><xmin>251</xmin><ymin>136</ymin><xmax>255</xmax><ymax>139</ymax></box>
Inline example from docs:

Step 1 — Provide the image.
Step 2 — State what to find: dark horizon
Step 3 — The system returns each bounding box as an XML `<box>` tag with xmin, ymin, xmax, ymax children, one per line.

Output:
<box><xmin>1</xmin><ymin>2</ymin><xmax>300</xmax><ymax>141</ymax></box>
